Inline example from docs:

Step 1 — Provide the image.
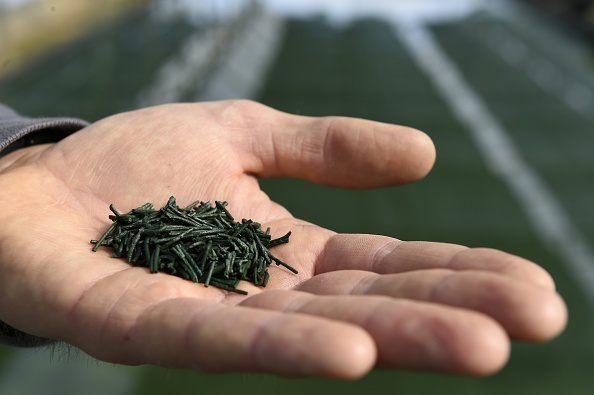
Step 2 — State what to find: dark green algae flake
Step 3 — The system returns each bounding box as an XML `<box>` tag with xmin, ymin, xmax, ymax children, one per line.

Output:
<box><xmin>90</xmin><ymin>196</ymin><xmax>297</xmax><ymax>295</ymax></box>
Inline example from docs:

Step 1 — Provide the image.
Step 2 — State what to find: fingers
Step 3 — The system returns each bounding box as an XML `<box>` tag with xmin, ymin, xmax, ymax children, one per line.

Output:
<box><xmin>311</xmin><ymin>235</ymin><xmax>567</xmax><ymax>343</ymax></box>
<box><xmin>57</xmin><ymin>271</ymin><xmax>375</xmax><ymax>379</ymax></box>
<box><xmin>316</xmin><ymin>234</ymin><xmax>557</xmax><ymax>290</ymax></box>
<box><xmin>221</xmin><ymin>100</ymin><xmax>436</xmax><ymax>188</ymax></box>
<box><xmin>296</xmin><ymin>270</ymin><xmax>567</xmax><ymax>342</ymax></box>
<box><xmin>93</xmin><ymin>298</ymin><xmax>376</xmax><ymax>379</ymax></box>
<box><xmin>241</xmin><ymin>290</ymin><xmax>510</xmax><ymax>375</ymax></box>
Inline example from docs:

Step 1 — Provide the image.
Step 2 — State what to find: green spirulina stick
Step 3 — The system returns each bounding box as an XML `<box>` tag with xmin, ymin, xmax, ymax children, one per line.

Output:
<box><xmin>90</xmin><ymin>196</ymin><xmax>296</xmax><ymax>295</ymax></box>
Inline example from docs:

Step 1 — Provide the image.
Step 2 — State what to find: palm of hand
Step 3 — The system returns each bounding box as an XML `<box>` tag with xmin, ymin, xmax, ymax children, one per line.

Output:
<box><xmin>0</xmin><ymin>101</ymin><xmax>566</xmax><ymax>378</ymax></box>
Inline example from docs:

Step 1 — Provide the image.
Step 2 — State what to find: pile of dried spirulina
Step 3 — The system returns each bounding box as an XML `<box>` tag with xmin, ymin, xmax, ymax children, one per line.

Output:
<box><xmin>90</xmin><ymin>196</ymin><xmax>296</xmax><ymax>294</ymax></box>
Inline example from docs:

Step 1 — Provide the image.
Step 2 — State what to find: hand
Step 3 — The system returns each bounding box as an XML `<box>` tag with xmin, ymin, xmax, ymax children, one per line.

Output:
<box><xmin>0</xmin><ymin>101</ymin><xmax>566</xmax><ymax>378</ymax></box>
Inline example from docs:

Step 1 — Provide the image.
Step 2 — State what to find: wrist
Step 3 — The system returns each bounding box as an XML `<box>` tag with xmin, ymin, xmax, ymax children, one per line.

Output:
<box><xmin>0</xmin><ymin>144</ymin><xmax>54</xmax><ymax>174</ymax></box>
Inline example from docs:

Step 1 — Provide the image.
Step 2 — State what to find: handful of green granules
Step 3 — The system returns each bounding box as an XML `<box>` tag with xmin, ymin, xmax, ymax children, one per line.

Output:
<box><xmin>90</xmin><ymin>196</ymin><xmax>296</xmax><ymax>295</ymax></box>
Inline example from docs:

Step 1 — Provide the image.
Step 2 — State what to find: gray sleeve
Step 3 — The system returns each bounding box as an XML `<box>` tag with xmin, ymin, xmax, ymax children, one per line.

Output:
<box><xmin>1</xmin><ymin>103</ymin><xmax>89</xmax><ymax>346</ymax></box>
<box><xmin>0</xmin><ymin>322</ymin><xmax>56</xmax><ymax>347</ymax></box>
<box><xmin>0</xmin><ymin>103</ymin><xmax>89</xmax><ymax>156</ymax></box>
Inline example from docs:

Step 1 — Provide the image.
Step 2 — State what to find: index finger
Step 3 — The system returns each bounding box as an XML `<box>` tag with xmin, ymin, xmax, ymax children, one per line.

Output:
<box><xmin>316</xmin><ymin>234</ymin><xmax>556</xmax><ymax>290</ymax></box>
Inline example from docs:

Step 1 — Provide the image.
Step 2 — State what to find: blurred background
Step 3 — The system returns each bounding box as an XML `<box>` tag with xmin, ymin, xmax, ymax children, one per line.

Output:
<box><xmin>2</xmin><ymin>0</ymin><xmax>594</xmax><ymax>393</ymax></box>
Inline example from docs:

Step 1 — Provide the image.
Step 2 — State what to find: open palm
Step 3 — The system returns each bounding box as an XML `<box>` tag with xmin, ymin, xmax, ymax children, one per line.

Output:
<box><xmin>0</xmin><ymin>101</ymin><xmax>566</xmax><ymax>378</ymax></box>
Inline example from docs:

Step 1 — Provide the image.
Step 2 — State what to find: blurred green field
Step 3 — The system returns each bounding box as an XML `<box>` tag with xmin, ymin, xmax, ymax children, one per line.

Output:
<box><xmin>2</xmin><ymin>2</ymin><xmax>594</xmax><ymax>394</ymax></box>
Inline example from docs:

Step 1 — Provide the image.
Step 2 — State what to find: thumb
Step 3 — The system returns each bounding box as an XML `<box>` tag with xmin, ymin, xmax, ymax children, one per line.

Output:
<box><xmin>226</xmin><ymin>101</ymin><xmax>436</xmax><ymax>189</ymax></box>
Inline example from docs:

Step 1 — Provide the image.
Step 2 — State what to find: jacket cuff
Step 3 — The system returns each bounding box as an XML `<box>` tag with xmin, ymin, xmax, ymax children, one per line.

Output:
<box><xmin>0</xmin><ymin>321</ymin><xmax>55</xmax><ymax>347</ymax></box>
<box><xmin>0</xmin><ymin>103</ymin><xmax>89</xmax><ymax>157</ymax></box>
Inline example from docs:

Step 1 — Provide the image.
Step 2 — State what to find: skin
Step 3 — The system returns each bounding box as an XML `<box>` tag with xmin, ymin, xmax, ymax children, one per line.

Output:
<box><xmin>0</xmin><ymin>100</ymin><xmax>566</xmax><ymax>379</ymax></box>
